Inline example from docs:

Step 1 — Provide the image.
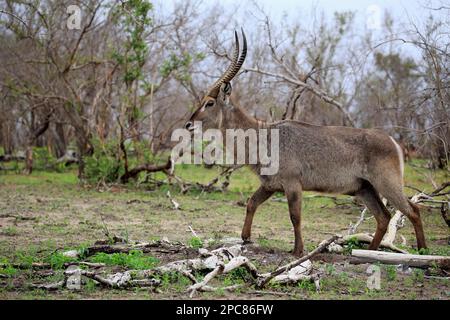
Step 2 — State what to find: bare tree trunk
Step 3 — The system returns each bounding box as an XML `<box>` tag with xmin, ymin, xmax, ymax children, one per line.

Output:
<box><xmin>23</xmin><ymin>113</ymin><xmax>51</xmax><ymax>175</ymax></box>
<box><xmin>52</xmin><ymin>122</ymin><xmax>67</xmax><ymax>158</ymax></box>
<box><xmin>76</xmin><ymin>137</ymin><xmax>93</xmax><ymax>181</ymax></box>
<box><xmin>1</xmin><ymin>122</ymin><xmax>14</xmax><ymax>155</ymax></box>
<box><xmin>23</xmin><ymin>146</ymin><xmax>34</xmax><ymax>175</ymax></box>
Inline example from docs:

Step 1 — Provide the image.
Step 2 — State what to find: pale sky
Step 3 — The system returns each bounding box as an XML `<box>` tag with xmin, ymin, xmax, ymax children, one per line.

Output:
<box><xmin>216</xmin><ymin>0</ymin><xmax>444</xmax><ymax>19</ymax></box>
<box><xmin>156</xmin><ymin>0</ymin><xmax>448</xmax><ymax>59</ymax></box>
<box><xmin>158</xmin><ymin>0</ymin><xmax>447</xmax><ymax>28</ymax></box>
<box><xmin>233</xmin><ymin>0</ymin><xmax>420</xmax><ymax>17</ymax></box>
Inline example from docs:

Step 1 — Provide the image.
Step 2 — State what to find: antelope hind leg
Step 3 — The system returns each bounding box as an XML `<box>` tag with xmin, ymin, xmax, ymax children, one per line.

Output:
<box><xmin>241</xmin><ymin>186</ymin><xmax>274</xmax><ymax>244</ymax></box>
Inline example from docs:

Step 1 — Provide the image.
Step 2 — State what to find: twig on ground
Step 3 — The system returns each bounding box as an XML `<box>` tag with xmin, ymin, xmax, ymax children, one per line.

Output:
<box><xmin>188</xmin><ymin>226</ymin><xmax>199</xmax><ymax>238</ymax></box>
<box><xmin>166</xmin><ymin>191</ymin><xmax>180</xmax><ymax>210</ymax></box>
<box><xmin>348</xmin><ymin>208</ymin><xmax>368</xmax><ymax>235</ymax></box>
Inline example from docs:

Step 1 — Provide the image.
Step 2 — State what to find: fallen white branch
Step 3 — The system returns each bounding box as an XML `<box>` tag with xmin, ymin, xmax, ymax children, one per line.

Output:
<box><xmin>70</xmin><ymin>269</ymin><xmax>161</xmax><ymax>289</ymax></box>
<box><xmin>188</xmin><ymin>263</ymin><xmax>224</xmax><ymax>297</ymax></box>
<box><xmin>338</xmin><ymin>233</ymin><xmax>408</xmax><ymax>254</ymax></box>
<box><xmin>166</xmin><ymin>191</ymin><xmax>180</xmax><ymax>210</ymax></box>
<box><xmin>0</xmin><ymin>261</ymin><xmax>106</xmax><ymax>269</ymax></box>
<box><xmin>348</xmin><ymin>208</ymin><xmax>368</xmax><ymax>235</ymax></box>
<box><xmin>29</xmin><ymin>236</ymin><xmax>339</xmax><ymax>296</ymax></box>
<box><xmin>188</xmin><ymin>226</ymin><xmax>199</xmax><ymax>238</ymax></box>
<box><xmin>269</xmin><ymin>260</ymin><xmax>320</xmax><ymax>290</ymax></box>
<box><xmin>256</xmin><ymin>235</ymin><xmax>339</xmax><ymax>288</ymax></box>
<box><xmin>351</xmin><ymin>249</ymin><xmax>450</xmax><ymax>270</ymax></box>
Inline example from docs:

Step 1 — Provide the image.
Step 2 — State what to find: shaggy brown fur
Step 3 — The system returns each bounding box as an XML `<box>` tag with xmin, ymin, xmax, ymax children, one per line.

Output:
<box><xmin>185</xmin><ymin>30</ymin><xmax>426</xmax><ymax>256</ymax></box>
<box><xmin>186</xmin><ymin>85</ymin><xmax>427</xmax><ymax>257</ymax></box>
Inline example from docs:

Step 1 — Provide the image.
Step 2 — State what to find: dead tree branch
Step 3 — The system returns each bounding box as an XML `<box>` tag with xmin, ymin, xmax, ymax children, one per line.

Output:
<box><xmin>29</xmin><ymin>236</ymin><xmax>338</xmax><ymax>296</ymax></box>
<box><xmin>243</xmin><ymin>68</ymin><xmax>355</xmax><ymax>126</ymax></box>
<box><xmin>120</xmin><ymin>157</ymin><xmax>172</xmax><ymax>183</ymax></box>
<box><xmin>351</xmin><ymin>250</ymin><xmax>450</xmax><ymax>270</ymax></box>
<box><xmin>256</xmin><ymin>235</ymin><xmax>339</xmax><ymax>288</ymax></box>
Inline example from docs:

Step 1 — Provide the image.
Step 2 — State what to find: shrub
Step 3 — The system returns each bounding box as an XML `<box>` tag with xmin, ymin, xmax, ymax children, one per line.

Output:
<box><xmin>84</xmin><ymin>139</ymin><xmax>124</xmax><ymax>184</ymax></box>
<box><xmin>21</xmin><ymin>147</ymin><xmax>68</xmax><ymax>172</ymax></box>
<box><xmin>33</xmin><ymin>147</ymin><xmax>57</xmax><ymax>171</ymax></box>
<box><xmin>45</xmin><ymin>252</ymin><xmax>79</xmax><ymax>269</ymax></box>
<box><xmin>90</xmin><ymin>250</ymin><xmax>159</xmax><ymax>269</ymax></box>
<box><xmin>188</xmin><ymin>237</ymin><xmax>203</xmax><ymax>249</ymax></box>
<box><xmin>84</xmin><ymin>138</ymin><xmax>158</xmax><ymax>184</ymax></box>
<box><xmin>0</xmin><ymin>258</ymin><xmax>17</xmax><ymax>277</ymax></box>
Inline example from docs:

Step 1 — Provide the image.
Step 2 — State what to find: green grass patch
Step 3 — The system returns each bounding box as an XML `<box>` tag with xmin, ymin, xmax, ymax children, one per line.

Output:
<box><xmin>154</xmin><ymin>271</ymin><xmax>192</xmax><ymax>291</ymax></box>
<box><xmin>45</xmin><ymin>252</ymin><xmax>79</xmax><ymax>269</ymax></box>
<box><xmin>384</xmin><ymin>265</ymin><xmax>397</xmax><ymax>281</ymax></box>
<box><xmin>0</xmin><ymin>170</ymin><xmax>78</xmax><ymax>186</ymax></box>
<box><xmin>343</xmin><ymin>236</ymin><xmax>366</xmax><ymax>254</ymax></box>
<box><xmin>89</xmin><ymin>250</ymin><xmax>159</xmax><ymax>270</ymax></box>
<box><xmin>14</xmin><ymin>250</ymin><xmax>39</xmax><ymax>267</ymax></box>
<box><xmin>0</xmin><ymin>258</ymin><xmax>17</xmax><ymax>277</ymax></box>
<box><xmin>1</xmin><ymin>226</ymin><xmax>18</xmax><ymax>236</ymax></box>
<box><xmin>188</xmin><ymin>236</ymin><xmax>203</xmax><ymax>249</ymax></box>
<box><xmin>0</xmin><ymin>159</ymin><xmax>448</xmax><ymax>300</ymax></box>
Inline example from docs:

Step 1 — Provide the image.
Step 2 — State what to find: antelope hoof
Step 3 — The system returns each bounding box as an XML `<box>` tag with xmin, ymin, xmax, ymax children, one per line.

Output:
<box><xmin>291</xmin><ymin>248</ymin><xmax>305</xmax><ymax>258</ymax></box>
<box><xmin>417</xmin><ymin>244</ymin><xmax>428</xmax><ymax>251</ymax></box>
<box><xmin>241</xmin><ymin>237</ymin><xmax>253</xmax><ymax>245</ymax></box>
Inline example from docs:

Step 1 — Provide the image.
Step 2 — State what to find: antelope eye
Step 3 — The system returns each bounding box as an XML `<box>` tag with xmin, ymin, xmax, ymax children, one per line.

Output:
<box><xmin>205</xmin><ymin>101</ymin><xmax>215</xmax><ymax>108</ymax></box>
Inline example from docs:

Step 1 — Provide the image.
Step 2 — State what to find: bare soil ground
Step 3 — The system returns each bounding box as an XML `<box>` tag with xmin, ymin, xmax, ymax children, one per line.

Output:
<box><xmin>0</xmin><ymin>163</ymin><xmax>449</xmax><ymax>300</ymax></box>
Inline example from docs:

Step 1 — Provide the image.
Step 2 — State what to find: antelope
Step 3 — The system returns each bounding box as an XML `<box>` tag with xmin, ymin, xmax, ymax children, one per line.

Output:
<box><xmin>184</xmin><ymin>31</ymin><xmax>427</xmax><ymax>257</ymax></box>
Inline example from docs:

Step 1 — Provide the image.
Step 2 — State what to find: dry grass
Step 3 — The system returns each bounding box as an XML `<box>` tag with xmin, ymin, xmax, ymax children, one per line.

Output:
<box><xmin>0</xmin><ymin>161</ymin><xmax>448</xmax><ymax>299</ymax></box>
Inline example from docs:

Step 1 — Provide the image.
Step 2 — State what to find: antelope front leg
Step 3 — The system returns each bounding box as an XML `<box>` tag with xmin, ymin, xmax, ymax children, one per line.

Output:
<box><xmin>285</xmin><ymin>186</ymin><xmax>304</xmax><ymax>257</ymax></box>
<box><xmin>241</xmin><ymin>186</ymin><xmax>274</xmax><ymax>244</ymax></box>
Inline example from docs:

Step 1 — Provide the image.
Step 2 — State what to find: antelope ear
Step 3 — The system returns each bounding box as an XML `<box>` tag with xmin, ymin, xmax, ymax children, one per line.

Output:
<box><xmin>218</xmin><ymin>82</ymin><xmax>232</xmax><ymax>108</ymax></box>
<box><xmin>220</xmin><ymin>82</ymin><xmax>232</xmax><ymax>98</ymax></box>
<box><xmin>224</xmin><ymin>82</ymin><xmax>232</xmax><ymax>96</ymax></box>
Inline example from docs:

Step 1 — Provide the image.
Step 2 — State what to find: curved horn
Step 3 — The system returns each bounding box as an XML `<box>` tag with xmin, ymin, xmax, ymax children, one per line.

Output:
<box><xmin>221</xmin><ymin>28</ymin><xmax>247</xmax><ymax>83</ymax></box>
<box><xmin>207</xmin><ymin>31</ymin><xmax>240</xmax><ymax>98</ymax></box>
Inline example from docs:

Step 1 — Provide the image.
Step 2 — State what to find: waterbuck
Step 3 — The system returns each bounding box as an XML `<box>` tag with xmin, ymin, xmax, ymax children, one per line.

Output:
<box><xmin>184</xmin><ymin>31</ymin><xmax>427</xmax><ymax>257</ymax></box>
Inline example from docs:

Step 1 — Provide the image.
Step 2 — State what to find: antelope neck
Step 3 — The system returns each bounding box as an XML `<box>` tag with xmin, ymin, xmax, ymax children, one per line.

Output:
<box><xmin>221</xmin><ymin>105</ymin><xmax>270</xmax><ymax>131</ymax></box>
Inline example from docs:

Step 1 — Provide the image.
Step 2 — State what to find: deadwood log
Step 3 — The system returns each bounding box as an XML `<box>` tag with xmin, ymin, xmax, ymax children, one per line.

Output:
<box><xmin>351</xmin><ymin>250</ymin><xmax>450</xmax><ymax>270</ymax></box>
<box><xmin>187</xmin><ymin>255</ymin><xmax>258</xmax><ymax>297</ymax></box>
<box><xmin>0</xmin><ymin>261</ymin><xmax>105</xmax><ymax>270</ymax></box>
<box><xmin>120</xmin><ymin>158</ymin><xmax>172</xmax><ymax>183</ymax></box>
<box><xmin>0</xmin><ymin>154</ymin><xmax>25</xmax><ymax>162</ymax></box>
<box><xmin>166</xmin><ymin>190</ymin><xmax>180</xmax><ymax>210</ymax></box>
<box><xmin>256</xmin><ymin>235</ymin><xmax>338</xmax><ymax>288</ymax></box>
<box><xmin>56</xmin><ymin>154</ymin><xmax>79</xmax><ymax>166</ymax></box>
<box><xmin>29</xmin><ymin>237</ymin><xmax>339</xmax><ymax>296</ymax></box>
<box><xmin>78</xmin><ymin>239</ymin><xmax>188</xmax><ymax>257</ymax></box>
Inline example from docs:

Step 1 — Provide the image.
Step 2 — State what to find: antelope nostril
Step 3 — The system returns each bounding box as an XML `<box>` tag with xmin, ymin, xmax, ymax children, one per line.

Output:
<box><xmin>185</xmin><ymin>121</ymin><xmax>193</xmax><ymax>130</ymax></box>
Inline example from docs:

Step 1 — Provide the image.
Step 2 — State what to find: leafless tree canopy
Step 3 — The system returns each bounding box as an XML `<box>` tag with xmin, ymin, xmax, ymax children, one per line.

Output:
<box><xmin>0</xmin><ymin>0</ymin><xmax>449</xmax><ymax>176</ymax></box>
